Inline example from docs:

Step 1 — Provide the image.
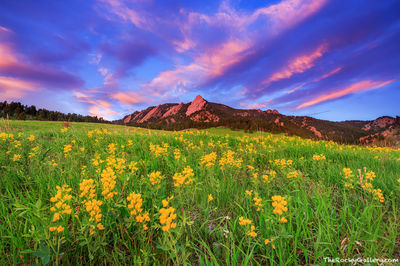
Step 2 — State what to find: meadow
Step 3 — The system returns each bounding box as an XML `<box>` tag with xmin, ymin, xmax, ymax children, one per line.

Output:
<box><xmin>1</xmin><ymin>120</ymin><xmax>399</xmax><ymax>265</ymax></box>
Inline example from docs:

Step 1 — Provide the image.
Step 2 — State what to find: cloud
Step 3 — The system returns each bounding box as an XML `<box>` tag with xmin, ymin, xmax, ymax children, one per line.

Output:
<box><xmin>0</xmin><ymin>43</ymin><xmax>18</xmax><ymax>68</ymax></box>
<box><xmin>296</xmin><ymin>79</ymin><xmax>395</xmax><ymax>109</ymax></box>
<box><xmin>0</xmin><ymin>39</ymin><xmax>83</xmax><ymax>92</ymax></box>
<box><xmin>265</xmin><ymin>44</ymin><xmax>327</xmax><ymax>84</ymax></box>
<box><xmin>99</xmin><ymin>40</ymin><xmax>157</xmax><ymax>74</ymax></box>
<box><xmin>247</xmin><ymin>103</ymin><xmax>267</xmax><ymax>109</ymax></box>
<box><xmin>0</xmin><ymin>26</ymin><xmax>12</xmax><ymax>32</ymax></box>
<box><xmin>74</xmin><ymin>91</ymin><xmax>119</xmax><ymax>119</ymax></box>
<box><xmin>112</xmin><ymin>91</ymin><xmax>150</xmax><ymax>105</ymax></box>
<box><xmin>313</xmin><ymin>67</ymin><xmax>342</xmax><ymax>82</ymax></box>
<box><xmin>0</xmin><ymin>76</ymin><xmax>37</xmax><ymax>99</ymax></box>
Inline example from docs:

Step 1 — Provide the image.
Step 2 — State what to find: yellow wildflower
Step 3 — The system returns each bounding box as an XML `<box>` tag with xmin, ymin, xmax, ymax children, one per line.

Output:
<box><xmin>129</xmin><ymin>161</ymin><xmax>138</xmax><ymax>173</ymax></box>
<box><xmin>238</xmin><ymin>216</ymin><xmax>252</xmax><ymax>225</ymax></box>
<box><xmin>200</xmin><ymin>152</ymin><xmax>217</xmax><ymax>167</ymax></box>
<box><xmin>208</xmin><ymin>194</ymin><xmax>213</xmax><ymax>202</ymax></box>
<box><xmin>100</xmin><ymin>167</ymin><xmax>117</xmax><ymax>199</ymax></box>
<box><xmin>159</xmin><ymin>206</ymin><xmax>177</xmax><ymax>232</ymax></box>
<box><xmin>127</xmin><ymin>192</ymin><xmax>143</xmax><ymax>216</ymax></box>
<box><xmin>313</xmin><ymin>154</ymin><xmax>326</xmax><ymax>161</ymax></box>
<box><xmin>287</xmin><ymin>171</ymin><xmax>298</xmax><ymax>179</ymax></box>
<box><xmin>245</xmin><ymin>190</ymin><xmax>253</xmax><ymax>196</ymax></box>
<box><xmin>12</xmin><ymin>154</ymin><xmax>21</xmax><ymax>162</ymax></box>
<box><xmin>272</xmin><ymin>195</ymin><xmax>288</xmax><ymax>217</ymax></box>
<box><xmin>149</xmin><ymin>171</ymin><xmax>162</xmax><ymax>185</ymax></box>
<box><xmin>253</xmin><ymin>197</ymin><xmax>263</xmax><ymax>212</ymax></box>
<box><xmin>173</xmin><ymin>166</ymin><xmax>194</xmax><ymax>187</ymax></box>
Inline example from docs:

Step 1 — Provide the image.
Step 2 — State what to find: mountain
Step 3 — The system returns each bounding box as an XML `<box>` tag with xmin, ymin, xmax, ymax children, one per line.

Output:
<box><xmin>117</xmin><ymin>95</ymin><xmax>400</xmax><ymax>145</ymax></box>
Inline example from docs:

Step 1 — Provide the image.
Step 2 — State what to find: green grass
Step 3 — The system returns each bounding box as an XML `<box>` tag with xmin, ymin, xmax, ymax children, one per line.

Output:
<box><xmin>1</xmin><ymin>120</ymin><xmax>399</xmax><ymax>265</ymax></box>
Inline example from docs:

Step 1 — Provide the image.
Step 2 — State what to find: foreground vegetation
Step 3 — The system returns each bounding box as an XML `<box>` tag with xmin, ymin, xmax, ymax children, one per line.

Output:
<box><xmin>1</xmin><ymin>120</ymin><xmax>400</xmax><ymax>264</ymax></box>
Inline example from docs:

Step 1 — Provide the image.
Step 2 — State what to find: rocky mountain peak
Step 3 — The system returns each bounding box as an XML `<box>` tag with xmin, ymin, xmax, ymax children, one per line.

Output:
<box><xmin>186</xmin><ymin>95</ymin><xmax>207</xmax><ymax>116</ymax></box>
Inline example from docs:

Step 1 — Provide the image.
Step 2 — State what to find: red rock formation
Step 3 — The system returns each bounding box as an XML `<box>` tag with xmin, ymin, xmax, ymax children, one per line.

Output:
<box><xmin>123</xmin><ymin>114</ymin><xmax>132</xmax><ymax>123</ymax></box>
<box><xmin>162</xmin><ymin>103</ymin><xmax>183</xmax><ymax>118</ymax></box>
<box><xmin>266</xmin><ymin>109</ymin><xmax>280</xmax><ymax>115</ymax></box>
<box><xmin>186</xmin><ymin>95</ymin><xmax>207</xmax><ymax>116</ymax></box>
<box><xmin>138</xmin><ymin>105</ymin><xmax>163</xmax><ymax>123</ymax></box>
<box><xmin>190</xmin><ymin>111</ymin><xmax>219</xmax><ymax>122</ymax></box>
<box><xmin>362</xmin><ymin>116</ymin><xmax>395</xmax><ymax>131</ymax></box>
<box><xmin>307</xmin><ymin>126</ymin><xmax>322</xmax><ymax>138</ymax></box>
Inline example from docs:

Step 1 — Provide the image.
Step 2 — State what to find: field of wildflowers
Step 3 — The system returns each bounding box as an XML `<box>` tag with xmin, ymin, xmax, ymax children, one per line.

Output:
<box><xmin>1</xmin><ymin>120</ymin><xmax>400</xmax><ymax>264</ymax></box>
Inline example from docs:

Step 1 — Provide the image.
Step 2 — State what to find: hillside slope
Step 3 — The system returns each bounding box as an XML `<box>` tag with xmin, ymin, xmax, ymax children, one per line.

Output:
<box><xmin>117</xmin><ymin>95</ymin><xmax>400</xmax><ymax>145</ymax></box>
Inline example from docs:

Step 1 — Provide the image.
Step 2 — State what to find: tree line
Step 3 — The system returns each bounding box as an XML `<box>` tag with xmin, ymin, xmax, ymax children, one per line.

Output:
<box><xmin>0</xmin><ymin>101</ymin><xmax>109</xmax><ymax>123</ymax></box>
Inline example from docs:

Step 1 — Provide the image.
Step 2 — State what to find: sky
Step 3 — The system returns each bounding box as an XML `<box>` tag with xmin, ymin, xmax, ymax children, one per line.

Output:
<box><xmin>0</xmin><ymin>0</ymin><xmax>399</xmax><ymax>121</ymax></box>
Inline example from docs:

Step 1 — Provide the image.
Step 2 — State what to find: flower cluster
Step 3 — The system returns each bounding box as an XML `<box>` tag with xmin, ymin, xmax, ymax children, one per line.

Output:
<box><xmin>64</xmin><ymin>144</ymin><xmax>72</xmax><ymax>158</ymax></box>
<box><xmin>84</xmin><ymin>199</ymin><xmax>104</xmax><ymax>232</ymax></box>
<box><xmin>173</xmin><ymin>166</ymin><xmax>194</xmax><ymax>187</ymax></box>
<box><xmin>79</xmin><ymin>178</ymin><xmax>96</xmax><ymax>204</ymax></box>
<box><xmin>149</xmin><ymin>171</ymin><xmax>162</xmax><ymax>185</ymax></box>
<box><xmin>127</xmin><ymin>192</ymin><xmax>143</xmax><ymax>215</ymax></box>
<box><xmin>200</xmin><ymin>152</ymin><xmax>217</xmax><ymax>167</ymax></box>
<box><xmin>49</xmin><ymin>185</ymin><xmax>72</xmax><ymax>233</ymax></box>
<box><xmin>262</xmin><ymin>170</ymin><xmax>276</xmax><ymax>183</ymax></box>
<box><xmin>0</xmin><ymin>132</ymin><xmax>14</xmax><ymax>140</ymax></box>
<box><xmin>208</xmin><ymin>194</ymin><xmax>213</xmax><ymax>202</ymax></box>
<box><xmin>219</xmin><ymin>150</ymin><xmax>242</xmax><ymax>169</ymax></box>
<box><xmin>313</xmin><ymin>154</ymin><xmax>326</xmax><ymax>161</ymax></box>
<box><xmin>264</xmin><ymin>238</ymin><xmax>276</xmax><ymax>249</ymax></box>
<box><xmin>12</xmin><ymin>154</ymin><xmax>21</xmax><ymax>162</ymax></box>
<box><xmin>149</xmin><ymin>143</ymin><xmax>168</xmax><ymax>157</ymax></box>
<box><xmin>360</xmin><ymin>169</ymin><xmax>384</xmax><ymax>203</ymax></box>
<box><xmin>106</xmin><ymin>157</ymin><xmax>125</xmax><ymax>174</ymax></box>
<box><xmin>174</xmin><ymin>149</ymin><xmax>181</xmax><ymax>160</ymax></box>
<box><xmin>238</xmin><ymin>217</ymin><xmax>256</xmax><ymax>237</ymax></box>
<box><xmin>159</xmin><ymin>199</ymin><xmax>177</xmax><ymax>232</ymax></box>
<box><xmin>129</xmin><ymin>161</ymin><xmax>138</xmax><ymax>173</ymax></box>
<box><xmin>108</xmin><ymin>143</ymin><xmax>116</xmax><ymax>155</ymax></box>
<box><xmin>238</xmin><ymin>216</ymin><xmax>252</xmax><ymax>225</ymax></box>
<box><xmin>373</xmin><ymin>188</ymin><xmax>384</xmax><ymax>202</ymax></box>
<box><xmin>286</xmin><ymin>171</ymin><xmax>298</xmax><ymax>179</ymax></box>
<box><xmin>245</xmin><ymin>190</ymin><xmax>253</xmax><ymax>196</ymax></box>
<box><xmin>28</xmin><ymin>135</ymin><xmax>35</xmax><ymax>142</ymax></box>
<box><xmin>271</xmin><ymin>195</ymin><xmax>288</xmax><ymax>223</ymax></box>
<box><xmin>273</xmin><ymin>159</ymin><xmax>292</xmax><ymax>168</ymax></box>
<box><xmin>100</xmin><ymin>167</ymin><xmax>117</xmax><ymax>199</ymax></box>
<box><xmin>343</xmin><ymin>168</ymin><xmax>355</xmax><ymax>188</ymax></box>
<box><xmin>127</xmin><ymin>192</ymin><xmax>150</xmax><ymax>230</ymax></box>
<box><xmin>253</xmin><ymin>197</ymin><xmax>263</xmax><ymax>212</ymax></box>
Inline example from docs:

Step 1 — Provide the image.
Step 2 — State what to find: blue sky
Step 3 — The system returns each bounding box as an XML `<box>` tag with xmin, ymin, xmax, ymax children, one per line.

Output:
<box><xmin>0</xmin><ymin>0</ymin><xmax>399</xmax><ymax>121</ymax></box>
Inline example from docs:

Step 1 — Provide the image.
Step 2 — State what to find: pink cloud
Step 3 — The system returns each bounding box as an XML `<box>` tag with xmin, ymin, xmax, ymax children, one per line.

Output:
<box><xmin>296</xmin><ymin>79</ymin><xmax>395</xmax><ymax>109</ymax></box>
<box><xmin>141</xmin><ymin>38</ymin><xmax>252</xmax><ymax>97</ymax></box>
<box><xmin>98</xmin><ymin>0</ymin><xmax>151</xmax><ymax>31</ymax></box>
<box><xmin>251</xmin><ymin>0</ymin><xmax>327</xmax><ymax>32</ymax></box>
<box><xmin>266</xmin><ymin>44</ymin><xmax>327</xmax><ymax>84</ymax></box>
<box><xmin>0</xmin><ymin>76</ymin><xmax>37</xmax><ymax>99</ymax></box>
<box><xmin>74</xmin><ymin>91</ymin><xmax>119</xmax><ymax>119</ymax></box>
<box><xmin>98</xmin><ymin>67</ymin><xmax>109</xmax><ymax>76</ymax></box>
<box><xmin>247</xmin><ymin>103</ymin><xmax>267</xmax><ymax>109</ymax></box>
<box><xmin>112</xmin><ymin>91</ymin><xmax>150</xmax><ymax>105</ymax></box>
<box><xmin>313</xmin><ymin>67</ymin><xmax>342</xmax><ymax>82</ymax></box>
<box><xmin>185</xmin><ymin>0</ymin><xmax>326</xmax><ymax>35</ymax></box>
<box><xmin>285</xmin><ymin>83</ymin><xmax>306</xmax><ymax>94</ymax></box>
<box><xmin>0</xmin><ymin>43</ymin><xmax>18</xmax><ymax>69</ymax></box>
<box><xmin>0</xmin><ymin>26</ymin><xmax>12</xmax><ymax>33</ymax></box>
